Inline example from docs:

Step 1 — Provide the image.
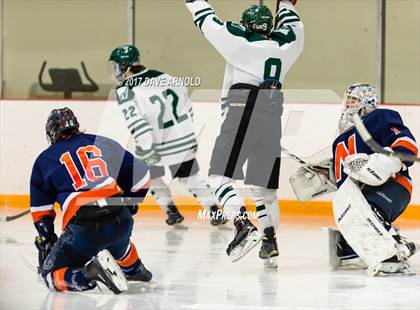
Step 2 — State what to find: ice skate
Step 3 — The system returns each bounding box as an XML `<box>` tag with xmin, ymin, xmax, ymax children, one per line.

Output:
<box><xmin>377</xmin><ymin>256</ymin><xmax>414</xmax><ymax>276</ymax></box>
<box><xmin>83</xmin><ymin>249</ymin><xmax>128</xmax><ymax>294</ymax></box>
<box><xmin>126</xmin><ymin>260</ymin><xmax>153</xmax><ymax>282</ymax></box>
<box><xmin>390</xmin><ymin>224</ymin><xmax>419</xmax><ymax>259</ymax></box>
<box><xmin>226</xmin><ymin>208</ymin><xmax>262</xmax><ymax>262</ymax></box>
<box><xmin>209</xmin><ymin>205</ymin><xmax>228</xmax><ymax>227</ymax></box>
<box><xmin>259</xmin><ymin>227</ymin><xmax>279</xmax><ymax>269</ymax></box>
<box><xmin>166</xmin><ymin>204</ymin><xmax>187</xmax><ymax>229</ymax></box>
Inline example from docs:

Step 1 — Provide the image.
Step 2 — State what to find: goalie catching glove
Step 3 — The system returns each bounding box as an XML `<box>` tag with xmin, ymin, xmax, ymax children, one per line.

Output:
<box><xmin>343</xmin><ymin>152</ymin><xmax>402</xmax><ymax>186</ymax></box>
<box><xmin>290</xmin><ymin>159</ymin><xmax>337</xmax><ymax>202</ymax></box>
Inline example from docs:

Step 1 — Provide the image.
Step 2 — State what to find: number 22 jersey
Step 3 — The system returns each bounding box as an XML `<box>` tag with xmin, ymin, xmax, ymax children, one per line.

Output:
<box><xmin>115</xmin><ymin>69</ymin><xmax>197</xmax><ymax>166</ymax></box>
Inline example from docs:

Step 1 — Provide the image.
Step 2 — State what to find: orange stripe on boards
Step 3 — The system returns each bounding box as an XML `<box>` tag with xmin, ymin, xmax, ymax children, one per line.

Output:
<box><xmin>116</xmin><ymin>242</ymin><xmax>139</xmax><ymax>268</ymax></box>
<box><xmin>2</xmin><ymin>195</ymin><xmax>419</xmax><ymax>221</ymax></box>
<box><xmin>52</xmin><ymin>267</ymin><xmax>68</xmax><ymax>291</ymax></box>
<box><xmin>0</xmin><ymin>195</ymin><xmax>29</xmax><ymax>208</ymax></box>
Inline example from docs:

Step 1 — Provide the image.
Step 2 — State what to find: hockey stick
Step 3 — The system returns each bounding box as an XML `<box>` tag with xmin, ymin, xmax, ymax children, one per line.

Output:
<box><xmin>0</xmin><ymin>209</ymin><xmax>30</xmax><ymax>222</ymax></box>
<box><xmin>281</xmin><ymin>146</ymin><xmax>307</xmax><ymax>165</ymax></box>
<box><xmin>352</xmin><ymin>113</ymin><xmax>420</xmax><ymax>163</ymax></box>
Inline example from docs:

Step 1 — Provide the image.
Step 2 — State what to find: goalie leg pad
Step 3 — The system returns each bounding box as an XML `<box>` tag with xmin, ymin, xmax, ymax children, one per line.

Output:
<box><xmin>333</xmin><ymin>178</ymin><xmax>404</xmax><ymax>276</ymax></box>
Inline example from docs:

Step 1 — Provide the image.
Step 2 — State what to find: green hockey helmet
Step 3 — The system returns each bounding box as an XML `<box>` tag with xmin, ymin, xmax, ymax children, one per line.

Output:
<box><xmin>241</xmin><ymin>5</ymin><xmax>273</xmax><ymax>35</ymax></box>
<box><xmin>109</xmin><ymin>44</ymin><xmax>140</xmax><ymax>82</ymax></box>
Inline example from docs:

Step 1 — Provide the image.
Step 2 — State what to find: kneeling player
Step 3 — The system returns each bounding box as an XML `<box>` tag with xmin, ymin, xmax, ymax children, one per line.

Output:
<box><xmin>290</xmin><ymin>83</ymin><xmax>418</xmax><ymax>275</ymax></box>
<box><xmin>31</xmin><ymin>108</ymin><xmax>152</xmax><ymax>293</ymax></box>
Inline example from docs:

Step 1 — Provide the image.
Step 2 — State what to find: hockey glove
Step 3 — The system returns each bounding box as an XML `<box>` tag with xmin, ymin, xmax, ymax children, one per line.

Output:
<box><xmin>35</xmin><ymin>233</ymin><xmax>58</xmax><ymax>274</ymax></box>
<box><xmin>344</xmin><ymin>152</ymin><xmax>402</xmax><ymax>186</ymax></box>
<box><xmin>135</xmin><ymin>146</ymin><xmax>161</xmax><ymax>166</ymax></box>
<box><xmin>306</xmin><ymin>158</ymin><xmax>335</xmax><ymax>181</ymax></box>
<box><xmin>290</xmin><ymin>165</ymin><xmax>336</xmax><ymax>202</ymax></box>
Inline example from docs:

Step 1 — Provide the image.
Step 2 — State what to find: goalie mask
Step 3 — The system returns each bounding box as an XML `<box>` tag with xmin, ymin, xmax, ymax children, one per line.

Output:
<box><xmin>109</xmin><ymin>45</ymin><xmax>140</xmax><ymax>83</ymax></box>
<box><xmin>46</xmin><ymin>107</ymin><xmax>80</xmax><ymax>144</ymax></box>
<box><xmin>339</xmin><ymin>83</ymin><xmax>379</xmax><ymax>133</ymax></box>
<box><xmin>241</xmin><ymin>5</ymin><xmax>273</xmax><ymax>35</ymax></box>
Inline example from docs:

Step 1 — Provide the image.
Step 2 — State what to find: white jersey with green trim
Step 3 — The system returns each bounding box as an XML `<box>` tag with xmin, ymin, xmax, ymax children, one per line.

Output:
<box><xmin>186</xmin><ymin>0</ymin><xmax>304</xmax><ymax>114</ymax></box>
<box><xmin>115</xmin><ymin>69</ymin><xmax>197</xmax><ymax>166</ymax></box>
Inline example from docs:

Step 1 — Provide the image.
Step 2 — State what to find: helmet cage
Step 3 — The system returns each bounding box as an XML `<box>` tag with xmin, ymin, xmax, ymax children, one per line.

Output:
<box><xmin>342</xmin><ymin>83</ymin><xmax>379</xmax><ymax>122</ymax></box>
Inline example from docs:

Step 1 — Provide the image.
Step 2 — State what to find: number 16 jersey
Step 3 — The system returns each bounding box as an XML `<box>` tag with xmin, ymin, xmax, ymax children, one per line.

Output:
<box><xmin>30</xmin><ymin>134</ymin><xmax>150</xmax><ymax>230</ymax></box>
<box><xmin>115</xmin><ymin>69</ymin><xmax>197</xmax><ymax>166</ymax></box>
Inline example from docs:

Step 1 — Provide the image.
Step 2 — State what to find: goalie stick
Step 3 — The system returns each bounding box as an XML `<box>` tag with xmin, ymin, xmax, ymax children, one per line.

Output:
<box><xmin>352</xmin><ymin>113</ymin><xmax>420</xmax><ymax>163</ymax></box>
<box><xmin>1</xmin><ymin>209</ymin><xmax>30</xmax><ymax>222</ymax></box>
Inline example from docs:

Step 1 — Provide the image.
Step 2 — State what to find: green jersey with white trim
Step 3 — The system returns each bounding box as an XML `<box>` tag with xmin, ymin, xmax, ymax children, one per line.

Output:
<box><xmin>115</xmin><ymin>69</ymin><xmax>197</xmax><ymax>166</ymax></box>
<box><xmin>186</xmin><ymin>0</ymin><xmax>304</xmax><ymax>115</ymax></box>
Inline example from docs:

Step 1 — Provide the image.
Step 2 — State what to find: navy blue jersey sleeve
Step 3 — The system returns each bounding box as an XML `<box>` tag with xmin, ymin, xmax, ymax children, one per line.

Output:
<box><xmin>368</xmin><ymin>109</ymin><xmax>418</xmax><ymax>168</ymax></box>
<box><xmin>30</xmin><ymin>156</ymin><xmax>56</xmax><ymax>239</ymax></box>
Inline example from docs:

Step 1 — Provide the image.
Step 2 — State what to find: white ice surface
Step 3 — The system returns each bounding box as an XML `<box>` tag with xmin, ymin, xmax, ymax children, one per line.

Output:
<box><xmin>1</xmin><ymin>214</ymin><xmax>419</xmax><ymax>310</ymax></box>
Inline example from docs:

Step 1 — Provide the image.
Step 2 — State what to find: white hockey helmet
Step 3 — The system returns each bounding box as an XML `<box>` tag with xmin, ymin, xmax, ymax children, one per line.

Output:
<box><xmin>339</xmin><ymin>83</ymin><xmax>379</xmax><ymax>132</ymax></box>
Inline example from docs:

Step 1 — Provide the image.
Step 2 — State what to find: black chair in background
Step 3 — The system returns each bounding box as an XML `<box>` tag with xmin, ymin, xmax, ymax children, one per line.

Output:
<box><xmin>38</xmin><ymin>61</ymin><xmax>98</xmax><ymax>99</ymax></box>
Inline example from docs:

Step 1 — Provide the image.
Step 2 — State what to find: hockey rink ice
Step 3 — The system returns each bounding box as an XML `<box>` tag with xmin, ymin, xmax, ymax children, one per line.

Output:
<box><xmin>1</xmin><ymin>209</ymin><xmax>419</xmax><ymax>310</ymax></box>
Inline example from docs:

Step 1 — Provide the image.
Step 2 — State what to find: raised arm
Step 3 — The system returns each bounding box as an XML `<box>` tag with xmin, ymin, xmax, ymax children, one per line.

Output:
<box><xmin>186</xmin><ymin>0</ymin><xmax>251</xmax><ymax>66</ymax></box>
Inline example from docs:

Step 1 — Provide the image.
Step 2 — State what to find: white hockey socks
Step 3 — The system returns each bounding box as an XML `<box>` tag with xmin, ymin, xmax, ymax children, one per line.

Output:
<box><xmin>250</xmin><ymin>187</ymin><xmax>279</xmax><ymax>232</ymax></box>
<box><xmin>209</xmin><ymin>175</ymin><xmax>244</xmax><ymax>218</ymax></box>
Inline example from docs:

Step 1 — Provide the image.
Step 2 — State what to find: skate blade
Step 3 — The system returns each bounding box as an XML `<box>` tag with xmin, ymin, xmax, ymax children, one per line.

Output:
<box><xmin>173</xmin><ymin>222</ymin><xmax>188</xmax><ymax>230</ymax></box>
<box><xmin>230</xmin><ymin>231</ymin><xmax>263</xmax><ymax>263</ymax></box>
<box><xmin>263</xmin><ymin>257</ymin><xmax>278</xmax><ymax>269</ymax></box>
<box><xmin>97</xmin><ymin>250</ymin><xmax>128</xmax><ymax>293</ymax></box>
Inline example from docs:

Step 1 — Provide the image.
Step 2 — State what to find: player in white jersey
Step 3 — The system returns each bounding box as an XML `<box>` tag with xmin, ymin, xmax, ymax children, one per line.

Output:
<box><xmin>186</xmin><ymin>0</ymin><xmax>303</xmax><ymax>263</ymax></box>
<box><xmin>109</xmin><ymin>45</ymin><xmax>226</xmax><ymax>228</ymax></box>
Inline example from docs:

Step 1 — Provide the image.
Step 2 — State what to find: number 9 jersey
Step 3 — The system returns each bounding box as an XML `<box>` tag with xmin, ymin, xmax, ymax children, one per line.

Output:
<box><xmin>186</xmin><ymin>0</ymin><xmax>304</xmax><ymax>114</ymax></box>
<box><xmin>115</xmin><ymin>69</ymin><xmax>197</xmax><ymax>166</ymax></box>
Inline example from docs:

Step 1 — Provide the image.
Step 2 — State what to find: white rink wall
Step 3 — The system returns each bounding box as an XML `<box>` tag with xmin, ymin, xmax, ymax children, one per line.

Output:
<box><xmin>0</xmin><ymin>100</ymin><xmax>419</xmax><ymax>205</ymax></box>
